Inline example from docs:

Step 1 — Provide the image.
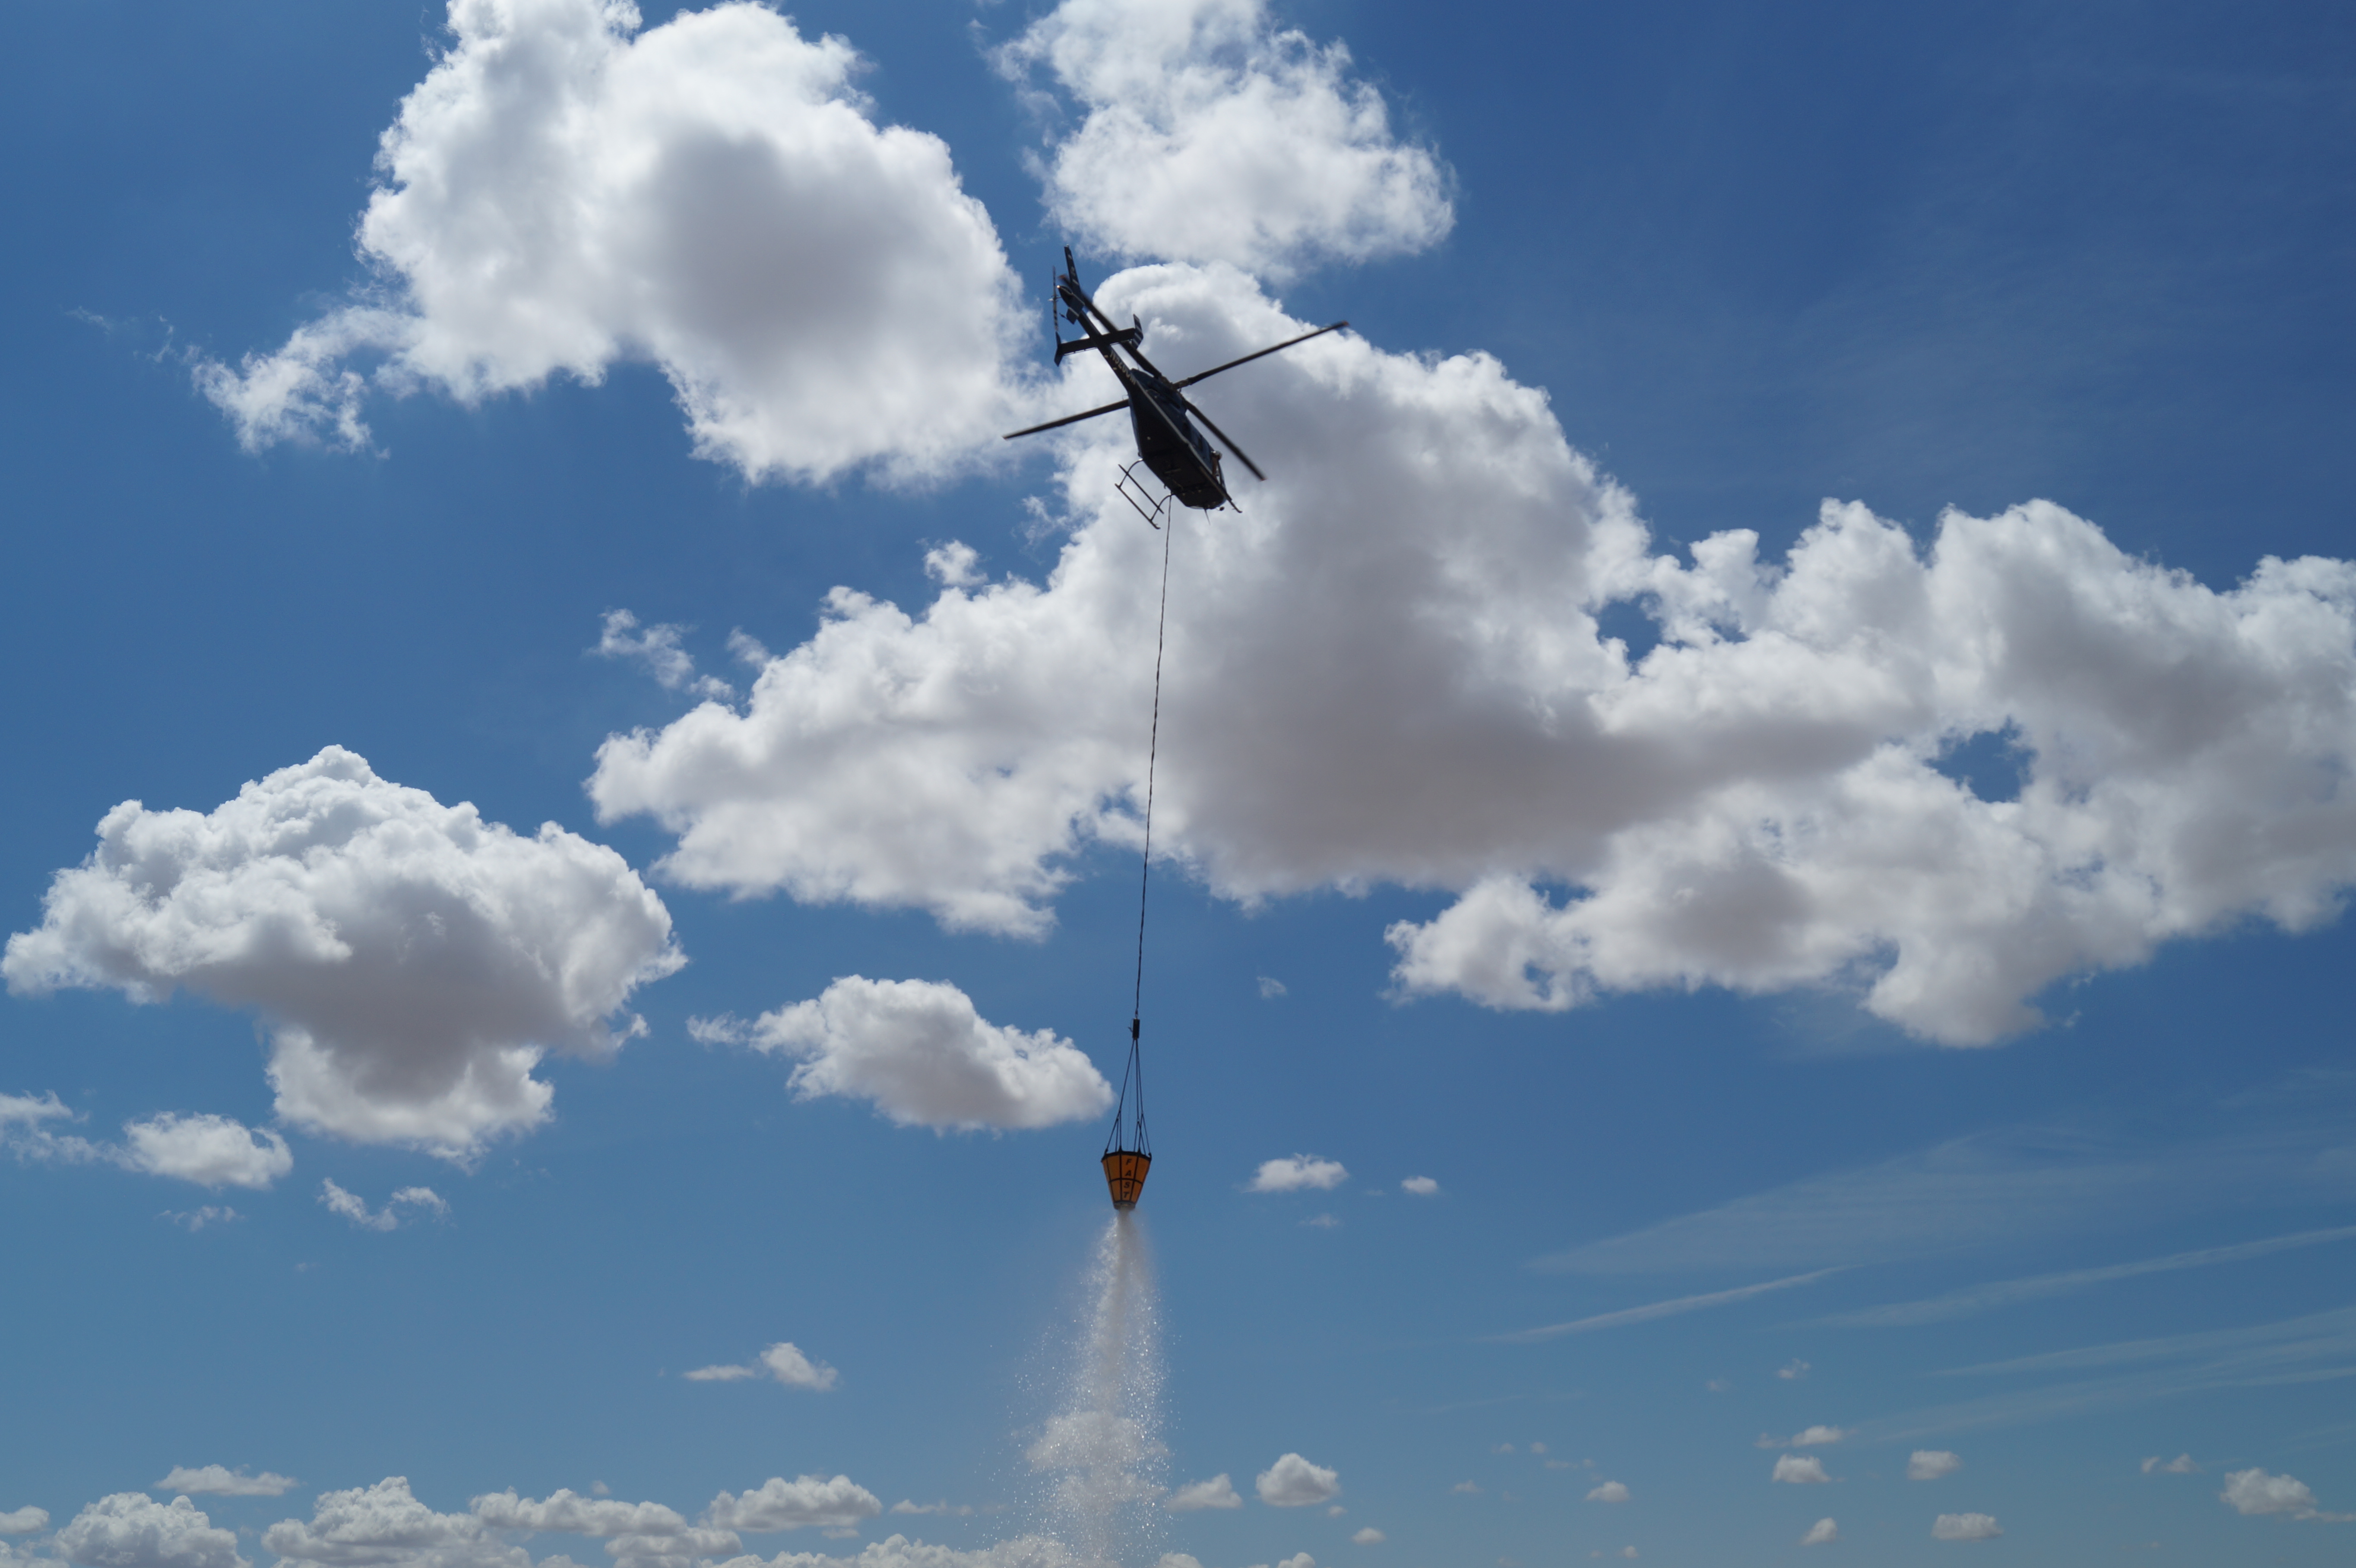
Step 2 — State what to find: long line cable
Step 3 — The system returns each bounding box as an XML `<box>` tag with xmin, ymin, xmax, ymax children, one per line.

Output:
<box><xmin>1113</xmin><ymin>510</ymin><xmax>1175</xmax><ymax>1152</ymax></box>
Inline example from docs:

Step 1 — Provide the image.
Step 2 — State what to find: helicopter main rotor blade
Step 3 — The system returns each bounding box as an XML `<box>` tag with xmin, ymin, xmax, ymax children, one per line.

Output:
<box><xmin>1003</xmin><ymin>397</ymin><xmax>1133</xmax><ymax>442</ymax></box>
<box><xmin>1172</xmin><ymin>322</ymin><xmax>1349</xmax><ymax>389</ymax></box>
<box><xmin>1176</xmin><ymin>397</ymin><xmax>1267</xmax><ymax>483</ymax></box>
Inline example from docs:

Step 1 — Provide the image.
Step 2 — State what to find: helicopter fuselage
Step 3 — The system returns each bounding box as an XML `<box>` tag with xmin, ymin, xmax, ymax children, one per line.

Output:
<box><xmin>1121</xmin><ymin>371</ymin><xmax>1229</xmax><ymax>511</ymax></box>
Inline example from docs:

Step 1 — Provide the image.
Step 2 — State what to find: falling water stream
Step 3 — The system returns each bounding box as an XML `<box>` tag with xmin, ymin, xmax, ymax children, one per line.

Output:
<box><xmin>1028</xmin><ymin>1214</ymin><xmax>1167</xmax><ymax>1568</ymax></box>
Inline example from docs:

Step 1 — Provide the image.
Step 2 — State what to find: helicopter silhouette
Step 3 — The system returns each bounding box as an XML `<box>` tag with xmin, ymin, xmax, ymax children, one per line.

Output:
<box><xmin>1002</xmin><ymin>248</ymin><xmax>1346</xmax><ymax>517</ymax></box>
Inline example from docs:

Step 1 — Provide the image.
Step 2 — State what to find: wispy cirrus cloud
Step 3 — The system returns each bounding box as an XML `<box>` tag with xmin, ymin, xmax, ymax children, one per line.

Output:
<box><xmin>1808</xmin><ymin>1224</ymin><xmax>2356</xmax><ymax>1328</ymax></box>
<box><xmin>1488</xmin><ymin>1268</ymin><xmax>1842</xmax><ymax>1343</ymax></box>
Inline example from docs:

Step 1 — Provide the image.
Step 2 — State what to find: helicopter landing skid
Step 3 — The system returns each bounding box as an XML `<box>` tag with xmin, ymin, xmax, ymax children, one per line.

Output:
<box><xmin>1115</xmin><ymin>462</ymin><xmax>1173</xmax><ymax>529</ymax></box>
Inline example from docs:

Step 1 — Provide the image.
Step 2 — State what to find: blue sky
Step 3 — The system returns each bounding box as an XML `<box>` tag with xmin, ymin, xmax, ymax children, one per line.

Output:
<box><xmin>3</xmin><ymin>2</ymin><xmax>2353</xmax><ymax>1566</ymax></box>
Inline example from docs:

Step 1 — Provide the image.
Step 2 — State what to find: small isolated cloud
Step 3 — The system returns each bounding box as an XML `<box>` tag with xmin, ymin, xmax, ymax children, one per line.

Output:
<box><xmin>3</xmin><ymin>748</ymin><xmax>681</xmax><ymax>1161</ymax></box>
<box><xmin>1618</xmin><ymin>1552</ymin><xmax>1638</xmax><ymax>1562</ymax></box>
<box><xmin>1759</xmin><ymin>1427</ymin><xmax>1845</xmax><ymax>1450</ymax></box>
<box><xmin>1248</xmin><ymin>1156</ymin><xmax>1348</xmax><ymax>1193</ymax></box>
<box><xmin>1771</xmin><ymin>1456</ymin><xmax>1831</xmax><ymax>1486</ymax></box>
<box><xmin>1325</xmin><ymin>1506</ymin><xmax>1345</xmax><ymax>1517</ymax></box>
<box><xmin>1450</xmin><ymin>1482</ymin><xmax>1481</xmax><ymax>1496</ymax></box>
<box><xmin>2143</xmin><ymin>1454</ymin><xmax>2196</xmax><ymax>1474</ymax></box>
<box><xmin>1301</xmin><ymin>1214</ymin><xmax>1340</xmax><ymax>1230</ymax></box>
<box><xmin>1155</xmin><ymin>1557</ymin><xmax>1203</xmax><ymax>1568</ymax></box>
<box><xmin>120</xmin><ymin>1114</ymin><xmax>292</xmax><ymax>1190</ymax></box>
<box><xmin>1165</xmin><ymin>1476</ymin><xmax>1241</xmax><ymax>1513</ymax></box>
<box><xmin>1931</xmin><ymin>1513</ymin><xmax>2001</xmax><ymax>1541</ymax></box>
<box><xmin>3</xmin><ymin>1095</ymin><xmax>290</xmax><ymax>1193</ymax></box>
<box><xmin>682</xmin><ymin>1344</ymin><xmax>838</xmax><ymax>1391</ymax></box>
<box><xmin>1776</xmin><ymin>1360</ymin><xmax>1811</xmax><ymax>1381</ymax></box>
<box><xmin>1349</xmin><ymin>1530</ymin><xmax>1383</xmax><ymax>1546</ymax></box>
<box><xmin>162</xmin><ymin>1207</ymin><xmax>242</xmax><ymax>1232</ymax></box>
<box><xmin>1257</xmin><ymin>1456</ymin><xmax>1340</xmax><ymax>1508</ymax></box>
<box><xmin>59</xmin><ymin>1495</ymin><xmax>248</xmax><ymax>1568</ymax></box>
<box><xmin>703</xmin><ymin>1478</ymin><xmax>881</xmax><ymax>1533</ymax></box>
<box><xmin>885</xmin><ymin>1502</ymin><xmax>972</xmax><ymax>1519</ymax></box>
<box><xmin>1275</xmin><ymin>1557</ymin><xmax>1314</xmax><ymax>1568</ymax></box>
<box><xmin>1400</xmin><ymin>1176</ymin><xmax>1439</xmax><ymax>1196</ymax></box>
<box><xmin>759</xmin><ymin>1344</ymin><xmax>839</xmax><ymax>1391</ymax></box>
<box><xmin>319</xmin><ymin>1181</ymin><xmax>448</xmax><ymax>1233</ymax></box>
<box><xmin>995</xmin><ymin>0</ymin><xmax>1452</xmax><ymax>278</ymax></box>
<box><xmin>1257</xmin><ymin>977</ymin><xmax>1287</xmax><ymax>999</ymax></box>
<box><xmin>1706</xmin><ymin>1379</ymin><xmax>1731</xmax><ymax>1393</ymax></box>
<box><xmin>0</xmin><ymin>1511</ymin><xmax>49</xmax><ymax>1536</ymax></box>
<box><xmin>1584</xmin><ymin>1482</ymin><xmax>1628</xmax><ymax>1505</ymax></box>
<box><xmin>597</xmin><ymin>611</ymin><xmax>734</xmax><ymax>702</ymax></box>
<box><xmin>155</xmin><ymin>1469</ymin><xmax>297</xmax><ymax>1499</ymax></box>
<box><xmin>1798</xmin><ymin>1519</ymin><xmax>1838</xmax><ymax>1546</ymax></box>
<box><xmin>1909</xmin><ymin>1451</ymin><xmax>1963</xmax><ymax>1481</ymax></box>
<box><xmin>694</xmin><ymin>978</ymin><xmax>1111</xmax><ymax>1132</ymax></box>
<box><xmin>2220</xmin><ymin>1468</ymin><xmax>2353</xmax><ymax>1521</ymax></box>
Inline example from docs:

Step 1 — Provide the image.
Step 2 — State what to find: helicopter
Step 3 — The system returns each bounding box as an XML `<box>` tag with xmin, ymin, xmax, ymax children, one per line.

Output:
<box><xmin>1002</xmin><ymin>248</ymin><xmax>1347</xmax><ymax>517</ymax></box>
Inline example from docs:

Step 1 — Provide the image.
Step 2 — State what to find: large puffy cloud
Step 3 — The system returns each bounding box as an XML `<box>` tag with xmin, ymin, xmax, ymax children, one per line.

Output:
<box><xmin>592</xmin><ymin>262</ymin><xmax>2356</xmax><ymax>1046</ymax></box>
<box><xmin>265</xmin><ymin>1480</ymin><xmax>528</xmax><ymax>1568</ymax></box>
<box><xmin>196</xmin><ymin>0</ymin><xmax>1025</xmax><ymax>483</ymax></box>
<box><xmin>998</xmin><ymin>0</ymin><xmax>1451</xmax><ymax>275</ymax></box>
<box><xmin>0</xmin><ymin>1511</ymin><xmax>49</xmax><ymax>1536</ymax></box>
<box><xmin>4</xmin><ymin>748</ymin><xmax>682</xmax><ymax>1160</ymax></box>
<box><xmin>692</xmin><ymin>979</ymin><xmax>1111</xmax><ymax>1131</ymax></box>
<box><xmin>703</xmin><ymin>1480</ymin><xmax>880</xmax><ymax>1535</ymax></box>
<box><xmin>57</xmin><ymin>1495</ymin><xmax>246</xmax><ymax>1568</ymax></box>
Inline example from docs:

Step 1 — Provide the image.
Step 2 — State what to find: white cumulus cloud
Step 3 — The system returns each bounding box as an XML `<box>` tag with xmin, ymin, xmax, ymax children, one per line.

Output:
<box><xmin>2220</xmin><ymin>1468</ymin><xmax>2352</xmax><ymax>1521</ymax></box>
<box><xmin>1255</xmin><ymin>1454</ymin><xmax>1339</xmax><ymax>1508</ymax></box>
<box><xmin>712</xmin><ymin>1539</ymin><xmax>1071</xmax><ymax>1568</ymax></box>
<box><xmin>1164</xmin><ymin>1477</ymin><xmax>1241</xmax><ymax>1512</ymax></box>
<box><xmin>1930</xmin><ymin>1513</ymin><xmax>2001</xmax><ymax>1541</ymax></box>
<box><xmin>2142</xmin><ymin>1454</ymin><xmax>2196</xmax><ymax>1474</ymax></box>
<box><xmin>1400</xmin><ymin>1176</ymin><xmax>1438</xmax><ymax>1196</ymax></box>
<box><xmin>119</xmin><ymin>1115</ymin><xmax>291</xmax><ymax>1190</ymax></box>
<box><xmin>0</xmin><ymin>1511</ymin><xmax>49</xmax><ymax>1536</ymax></box>
<box><xmin>1910</xmin><ymin>1451</ymin><xmax>1963</xmax><ymax>1481</ymax></box>
<box><xmin>57</xmin><ymin>1495</ymin><xmax>247</xmax><ymax>1568</ymax></box>
<box><xmin>1347</xmin><ymin>1530</ymin><xmax>1381</xmax><ymax>1546</ymax></box>
<box><xmin>195</xmin><ymin>0</ymin><xmax>1025</xmax><ymax>484</ymax></box>
<box><xmin>1247</xmin><ymin>1156</ymin><xmax>1348</xmax><ymax>1193</ymax></box>
<box><xmin>1583</xmin><ymin>1482</ymin><xmax>1628</xmax><ymax>1504</ymax></box>
<box><xmin>1771</xmin><ymin>1456</ymin><xmax>1830</xmax><ymax>1486</ymax></box>
<box><xmin>469</xmin><ymin>1492</ymin><xmax>687</xmax><ymax>1538</ymax></box>
<box><xmin>319</xmin><ymin>1181</ymin><xmax>449</xmax><ymax>1231</ymax></box>
<box><xmin>155</xmin><ymin>1470</ymin><xmax>296</xmax><ymax>1499</ymax></box>
<box><xmin>266</xmin><ymin>1479</ymin><xmax>529</xmax><ymax>1568</ymax></box>
<box><xmin>597</xmin><ymin>612</ymin><xmax>735</xmax><ymax>702</ymax></box>
<box><xmin>1798</xmin><ymin>1518</ymin><xmax>1837</xmax><ymax>1546</ymax></box>
<box><xmin>1759</xmin><ymin>1427</ymin><xmax>1845</xmax><ymax>1450</ymax></box>
<box><xmin>996</xmin><ymin>0</ymin><xmax>1451</xmax><ymax>277</ymax></box>
<box><xmin>692</xmin><ymin>979</ymin><xmax>1111</xmax><ymax>1131</ymax></box>
<box><xmin>592</xmin><ymin>262</ymin><xmax>2356</xmax><ymax>1047</ymax></box>
<box><xmin>703</xmin><ymin>1479</ymin><xmax>880</xmax><ymax>1534</ymax></box>
<box><xmin>4</xmin><ymin>747</ymin><xmax>682</xmax><ymax>1160</ymax></box>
